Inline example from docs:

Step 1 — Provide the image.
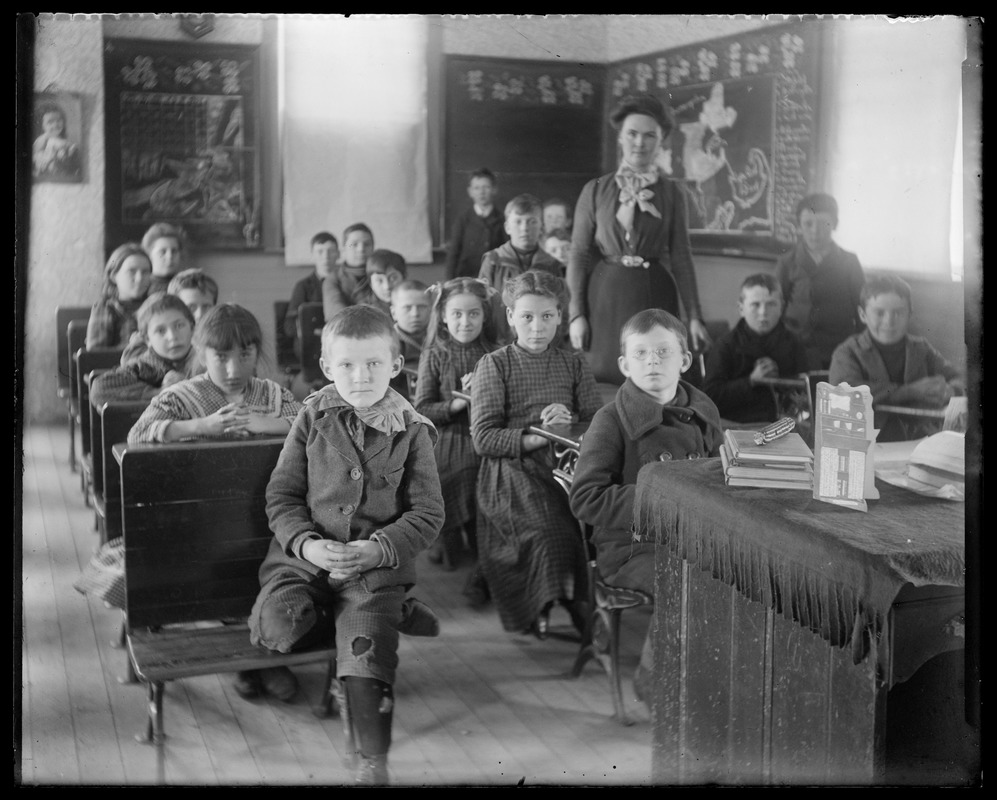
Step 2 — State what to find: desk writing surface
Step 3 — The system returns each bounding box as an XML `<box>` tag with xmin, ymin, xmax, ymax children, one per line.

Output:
<box><xmin>635</xmin><ymin>458</ymin><xmax>964</xmax><ymax>652</ymax></box>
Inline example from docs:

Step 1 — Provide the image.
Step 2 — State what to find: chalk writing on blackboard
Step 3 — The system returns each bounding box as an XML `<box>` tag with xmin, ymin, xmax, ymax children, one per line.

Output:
<box><xmin>459</xmin><ymin>69</ymin><xmax>595</xmax><ymax>107</ymax></box>
<box><xmin>608</xmin><ymin>21</ymin><xmax>818</xmax><ymax>254</ymax></box>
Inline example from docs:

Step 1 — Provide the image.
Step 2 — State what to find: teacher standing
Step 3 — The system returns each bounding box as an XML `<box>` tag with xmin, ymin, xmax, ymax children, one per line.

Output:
<box><xmin>567</xmin><ymin>93</ymin><xmax>709</xmax><ymax>384</ymax></box>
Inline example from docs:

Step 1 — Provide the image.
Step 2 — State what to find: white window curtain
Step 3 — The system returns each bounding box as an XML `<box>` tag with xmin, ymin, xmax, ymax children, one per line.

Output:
<box><xmin>821</xmin><ymin>16</ymin><xmax>967</xmax><ymax>279</ymax></box>
<box><xmin>280</xmin><ymin>15</ymin><xmax>433</xmax><ymax>265</ymax></box>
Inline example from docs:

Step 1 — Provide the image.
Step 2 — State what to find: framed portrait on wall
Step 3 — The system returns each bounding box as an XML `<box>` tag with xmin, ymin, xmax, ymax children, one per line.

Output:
<box><xmin>32</xmin><ymin>91</ymin><xmax>84</xmax><ymax>184</ymax></box>
<box><xmin>103</xmin><ymin>38</ymin><xmax>261</xmax><ymax>250</ymax></box>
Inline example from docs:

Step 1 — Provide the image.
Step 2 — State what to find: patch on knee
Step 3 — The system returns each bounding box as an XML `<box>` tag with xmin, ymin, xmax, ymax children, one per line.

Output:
<box><xmin>351</xmin><ymin>635</ymin><xmax>373</xmax><ymax>656</ymax></box>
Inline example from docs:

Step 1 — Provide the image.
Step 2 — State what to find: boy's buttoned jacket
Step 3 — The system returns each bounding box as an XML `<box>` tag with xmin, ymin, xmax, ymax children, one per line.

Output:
<box><xmin>569</xmin><ymin>378</ymin><xmax>723</xmax><ymax>578</ymax></box>
<box><xmin>263</xmin><ymin>388</ymin><xmax>444</xmax><ymax>592</ymax></box>
<box><xmin>829</xmin><ymin>329</ymin><xmax>961</xmax><ymax>441</ymax></box>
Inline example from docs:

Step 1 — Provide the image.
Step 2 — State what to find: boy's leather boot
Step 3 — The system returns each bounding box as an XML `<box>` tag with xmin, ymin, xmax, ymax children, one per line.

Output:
<box><xmin>354</xmin><ymin>754</ymin><xmax>389</xmax><ymax>785</ymax></box>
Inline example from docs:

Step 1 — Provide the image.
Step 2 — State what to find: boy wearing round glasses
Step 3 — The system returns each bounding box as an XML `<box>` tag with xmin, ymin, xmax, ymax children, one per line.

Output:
<box><xmin>568</xmin><ymin>308</ymin><xmax>723</xmax><ymax>708</ymax></box>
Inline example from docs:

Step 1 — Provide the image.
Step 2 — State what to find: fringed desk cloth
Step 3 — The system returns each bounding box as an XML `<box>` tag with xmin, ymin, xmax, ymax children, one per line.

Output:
<box><xmin>636</xmin><ymin>457</ymin><xmax>965</xmax><ymax>784</ymax></box>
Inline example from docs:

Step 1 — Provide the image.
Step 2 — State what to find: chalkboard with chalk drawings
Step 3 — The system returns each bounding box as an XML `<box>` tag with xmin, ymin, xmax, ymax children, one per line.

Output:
<box><xmin>606</xmin><ymin>20</ymin><xmax>821</xmax><ymax>258</ymax></box>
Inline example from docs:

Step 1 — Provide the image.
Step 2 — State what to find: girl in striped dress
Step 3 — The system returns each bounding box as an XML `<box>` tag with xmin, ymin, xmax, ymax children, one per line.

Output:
<box><xmin>128</xmin><ymin>303</ymin><xmax>301</xmax><ymax>443</ymax></box>
<box><xmin>470</xmin><ymin>270</ymin><xmax>601</xmax><ymax>638</ymax></box>
<box><xmin>414</xmin><ymin>278</ymin><xmax>499</xmax><ymax>604</ymax></box>
<box><xmin>74</xmin><ymin>304</ymin><xmax>301</xmax><ymax>608</ymax></box>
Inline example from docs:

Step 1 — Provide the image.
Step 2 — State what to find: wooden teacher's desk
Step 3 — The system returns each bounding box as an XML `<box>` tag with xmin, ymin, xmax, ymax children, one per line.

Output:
<box><xmin>636</xmin><ymin>458</ymin><xmax>965</xmax><ymax>784</ymax></box>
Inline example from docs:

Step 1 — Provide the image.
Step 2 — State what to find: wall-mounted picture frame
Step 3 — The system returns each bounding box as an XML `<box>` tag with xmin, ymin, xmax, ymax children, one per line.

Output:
<box><xmin>103</xmin><ymin>38</ymin><xmax>261</xmax><ymax>250</ymax></box>
<box><xmin>32</xmin><ymin>91</ymin><xmax>84</xmax><ymax>184</ymax></box>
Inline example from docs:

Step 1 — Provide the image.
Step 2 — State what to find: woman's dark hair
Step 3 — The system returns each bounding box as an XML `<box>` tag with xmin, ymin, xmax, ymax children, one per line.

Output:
<box><xmin>610</xmin><ymin>93</ymin><xmax>675</xmax><ymax>138</ymax></box>
<box><xmin>424</xmin><ymin>277</ymin><xmax>498</xmax><ymax>349</ymax></box>
<box><xmin>193</xmin><ymin>303</ymin><xmax>265</xmax><ymax>361</ymax></box>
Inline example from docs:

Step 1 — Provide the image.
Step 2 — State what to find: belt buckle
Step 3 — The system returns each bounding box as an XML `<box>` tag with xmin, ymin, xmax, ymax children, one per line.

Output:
<box><xmin>621</xmin><ymin>255</ymin><xmax>647</xmax><ymax>268</ymax></box>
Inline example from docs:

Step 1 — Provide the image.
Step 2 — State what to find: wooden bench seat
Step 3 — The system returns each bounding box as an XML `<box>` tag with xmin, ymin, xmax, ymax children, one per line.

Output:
<box><xmin>92</xmin><ymin>399</ymin><xmax>149</xmax><ymax>544</ymax></box>
<box><xmin>114</xmin><ymin>437</ymin><xmax>339</xmax><ymax>754</ymax></box>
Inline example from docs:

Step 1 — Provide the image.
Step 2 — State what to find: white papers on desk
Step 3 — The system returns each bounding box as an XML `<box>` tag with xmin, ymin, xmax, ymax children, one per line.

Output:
<box><xmin>872</xmin><ymin>432</ymin><xmax>965</xmax><ymax>501</ymax></box>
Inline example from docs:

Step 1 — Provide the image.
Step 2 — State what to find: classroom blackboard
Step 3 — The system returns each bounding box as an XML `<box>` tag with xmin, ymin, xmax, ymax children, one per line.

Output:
<box><xmin>104</xmin><ymin>38</ymin><xmax>262</xmax><ymax>252</ymax></box>
<box><xmin>443</xmin><ymin>56</ymin><xmax>605</xmax><ymax>243</ymax></box>
<box><xmin>606</xmin><ymin>21</ymin><xmax>821</xmax><ymax>258</ymax></box>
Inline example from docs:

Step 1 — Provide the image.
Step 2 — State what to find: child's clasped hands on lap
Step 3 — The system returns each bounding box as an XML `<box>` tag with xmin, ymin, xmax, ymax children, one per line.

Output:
<box><xmin>301</xmin><ymin>538</ymin><xmax>381</xmax><ymax>579</ymax></box>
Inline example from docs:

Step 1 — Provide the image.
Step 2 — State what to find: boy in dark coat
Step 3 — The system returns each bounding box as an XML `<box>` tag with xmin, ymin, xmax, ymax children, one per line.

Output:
<box><xmin>704</xmin><ymin>273</ymin><xmax>809</xmax><ymax>423</ymax></box>
<box><xmin>445</xmin><ymin>167</ymin><xmax>506</xmax><ymax>280</ymax></box>
<box><xmin>569</xmin><ymin>308</ymin><xmax>722</xmax><ymax>706</ymax></box>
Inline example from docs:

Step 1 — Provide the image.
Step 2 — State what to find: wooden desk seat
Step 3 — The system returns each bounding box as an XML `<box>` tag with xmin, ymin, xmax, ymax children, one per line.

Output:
<box><xmin>74</xmin><ymin>350</ymin><xmax>124</xmax><ymax>503</ymax></box>
<box><xmin>536</xmin><ymin>421</ymin><xmax>653</xmax><ymax>726</ymax></box>
<box><xmin>274</xmin><ymin>299</ymin><xmax>301</xmax><ymax>385</ymax></box>
<box><xmin>57</xmin><ymin>308</ymin><xmax>90</xmax><ymax>469</ymax></box>
<box><xmin>92</xmin><ymin>400</ymin><xmax>149</xmax><ymax>544</ymax></box>
<box><xmin>114</xmin><ymin>438</ymin><xmax>339</xmax><ymax>754</ymax></box>
<box><xmin>296</xmin><ymin>302</ymin><xmax>326</xmax><ymax>386</ymax></box>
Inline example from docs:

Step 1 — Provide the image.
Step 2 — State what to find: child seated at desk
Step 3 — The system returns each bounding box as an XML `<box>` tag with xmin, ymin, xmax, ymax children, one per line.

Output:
<box><xmin>569</xmin><ymin>308</ymin><xmax>723</xmax><ymax>706</ymax></box>
<box><xmin>829</xmin><ymin>273</ymin><xmax>964</xmax><ymax>443</ymax></box>
<box><xmin>86</xmin><ymin>243</ymin><xmax>152</xmax><ymax>350</ymax></box>
<box><xmin>479</xmin><ymin>194</ymin><xmax>565</xmax><ymax>344</ymax></box>
<box><xmin>142</xmin><ymin>222</ymin><xmax>188</xmax><ymax>295</ymax></box>
<box><xmin>322</xmin><ymin>222</ymin><xmax>375</xmax><ymax>320</ymax></box>
<box><xmin>118</xmin><ymin>268</ymin><xmax>219</xmax><ymax>364</ymax></box>
<box><xmin>542</xmin><ymin>227</ymin><xmax>572</xmax><ymax>268</ymax></box>
<box><xmin>75</xmin><ymin>303</ymin><xmax>302</xmax><ymax>611</ymax></box>
<box><xmin>388</xmin><ymin>279</ymin><xmax>430</xmax><ymax>400</ymax></box>
<box><xmin>248</xmin><ymin>305</ymin><xmax>444</xmax><ymax>785</ymax></box>
<box><xmin>413</xmin><ymin>278</ymin><xmax>499</xmax><ymax>596</ymax></box>
<box><xmin>363</xmin><ymin>248</ymin><xmax>407</xmax><ymax>318</ymax></box>
<box><xmin>90</xmin><ymin>292</ymin><xmax>200</xmax><ymax>408</ymax></box>
<box><xmin>284</xmin><ymin>230</ymin><xmax>339</xmax><ymax>349</ymax></box>
<box><xmin>127</xmin><ymin>303</ymin><xmax>302</xmax><ymax>444</ymax></box>
<box><xmin>703</xmin><ymin>273</ymin><xmax>809</xmax><ymax>423</ymax></box>
<box><xmin>471</xmin><ymin>269</ymin><xmax>601</xmax><ymax>639</ymax></box>
<box><xmin>390</xmin><ymin>279</ymin><xmax>430</xmax><ymax>361</ymax></box>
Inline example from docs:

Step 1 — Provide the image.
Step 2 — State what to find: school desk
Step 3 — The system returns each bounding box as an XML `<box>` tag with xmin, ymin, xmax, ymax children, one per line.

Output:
<box><xmin>636</xmin><ymin>457</ymin><xmax>966</xmax><ymax>784</ymax></box>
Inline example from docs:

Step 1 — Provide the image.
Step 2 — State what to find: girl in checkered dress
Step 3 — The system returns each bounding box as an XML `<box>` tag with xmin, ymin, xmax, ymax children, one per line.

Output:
<box><xmin>85</xmin><ymin>243</ymin><xmax>152</xmax><ymax>350</ymax></box>
<box><xmin>414</xmin><ymin>278</ymin><xmax>498</xmax><ymax>602</ymax></box>
<box><xmin>470</xmin><ymin>270</ymin><xmax>601</xmax><ymax>637</ymax></box>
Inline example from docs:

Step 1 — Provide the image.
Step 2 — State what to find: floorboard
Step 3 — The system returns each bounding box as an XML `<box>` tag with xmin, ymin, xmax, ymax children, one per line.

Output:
<box><xmin>19</xmin><ymin>423</ymin><xmax>653</xmax><ymax>787</ymax></box>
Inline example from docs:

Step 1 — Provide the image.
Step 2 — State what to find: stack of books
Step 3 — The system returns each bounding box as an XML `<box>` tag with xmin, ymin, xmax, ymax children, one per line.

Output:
<box><xmin>720</xmin><ymin>428</ymin><xmax>815</xmax><ymax>490</ymax></box>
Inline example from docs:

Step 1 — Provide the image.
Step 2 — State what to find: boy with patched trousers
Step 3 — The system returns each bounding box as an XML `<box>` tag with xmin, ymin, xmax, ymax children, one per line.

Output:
<box><xmin>249</xmin><ymin>305</ymin><xmax>445</xmax><ymax>785</ymax></box>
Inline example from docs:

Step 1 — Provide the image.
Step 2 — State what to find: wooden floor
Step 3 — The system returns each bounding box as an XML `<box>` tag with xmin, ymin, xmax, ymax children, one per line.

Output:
<box><xmin>18</xmin><ymin>423</ymin><xmax>654</xmax><ymax>787</ymax></box>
